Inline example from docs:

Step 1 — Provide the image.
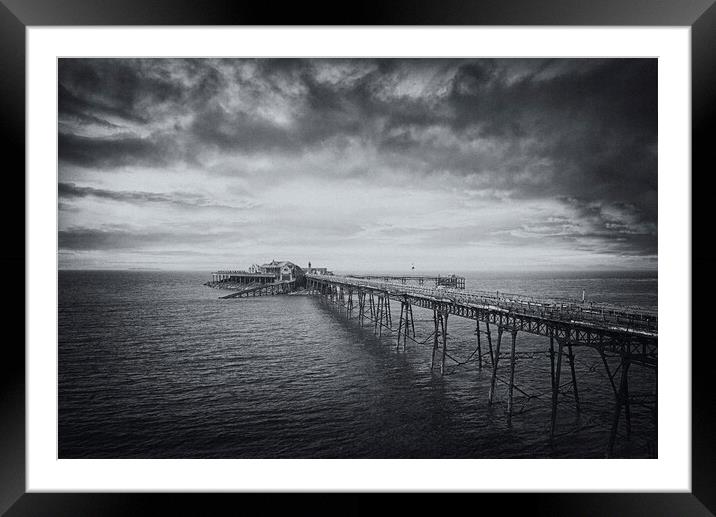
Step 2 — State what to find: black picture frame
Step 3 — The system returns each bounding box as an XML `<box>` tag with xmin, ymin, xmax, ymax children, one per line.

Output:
<box><xmin>2</xmin><ymin>1</ymin><xmax>712</xmax><ymax>514</ymax></box>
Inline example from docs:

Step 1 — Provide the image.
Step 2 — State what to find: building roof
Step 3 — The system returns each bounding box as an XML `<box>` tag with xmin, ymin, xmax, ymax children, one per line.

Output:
<box><xmin>261</xmin><ymin>260</ymin><xmax>296</xmax><ymax>268</ymax></box>
<box><xmin>213</xmin><ymin>270</ymin><xmax>274</xmax><ymax>276</ymax></box>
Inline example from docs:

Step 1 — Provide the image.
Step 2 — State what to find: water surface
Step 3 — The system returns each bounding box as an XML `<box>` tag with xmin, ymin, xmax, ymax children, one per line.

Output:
<box><xmin>59</xmin><ymin>270</ymin><xmax>657</xmax><ymax>458</ymax></box>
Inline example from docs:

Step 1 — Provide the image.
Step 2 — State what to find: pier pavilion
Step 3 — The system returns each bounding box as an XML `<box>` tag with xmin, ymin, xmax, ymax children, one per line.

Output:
<box><xmin>210</xmin><ymin>270</ymin><xmax>276</xmax><ymax>284</ymax></box>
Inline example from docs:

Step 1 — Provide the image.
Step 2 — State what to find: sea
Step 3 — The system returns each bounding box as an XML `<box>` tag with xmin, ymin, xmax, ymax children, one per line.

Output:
<box><xmin>58</xmin><ymin>269</ymin><xmax>657</xmax><ymax>459</ymax></box>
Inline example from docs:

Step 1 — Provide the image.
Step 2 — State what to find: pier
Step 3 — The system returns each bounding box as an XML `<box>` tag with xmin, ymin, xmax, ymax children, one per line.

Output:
<box><xmin>303</xmin><ymin>273</ymin><xmax>657</xmax><ymax>457</ymax></box>
<box><xmin>220</xmin><ymin>280</ymin><xmax>296</xmax><ymax>299</ymax></box>
<box><xmin>209</xmin><ymin>260</ymin><xmax>657</xmax><ymax>457</ymax></box>
<box><xmin>346</xmin><ymin>274</ymin><xmax>466</xmax><ymax>289</ymax></box>
<box><xmin>209</xmin><ymin>270</ymin><xmax>276</xmax><ymax>285</ymax></box>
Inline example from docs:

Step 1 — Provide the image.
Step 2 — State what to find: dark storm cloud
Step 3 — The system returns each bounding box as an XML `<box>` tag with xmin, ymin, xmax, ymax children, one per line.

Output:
<box><xmin>385</xmin><ymin>58</ymin><xmax>657</xmax><ymax>224</ymax></box>
<box><xmin>58</xmin><ymin>58</ymin><xmax>657</xmax><ymax>261</ymax></box>
<box><xmin>189</xmin><ymin>105</ymin><xmax>302</xmax><ymax>153</ymax></box>
<box><xmin>58</xmin><ymin>182</ymin><xmax>252</xmax><ymax>210</ymax></box>
<box><xmin>368</xmin><ymin>209</ymin><xmax>655</xmax><ymax>257</ymax></box>
<box><xmin>58</xmin><ymin>132</ymin><xmax>176</xmax><ymax>168</ymax></box>
<box><xmin>555</xmin><ymin>196</ymin><xmax>657</xmax><ymax>255</ymax></box>
<box><xmin>58</xmin><ymin>58</ymin><xmax>223</xmax><ymax>123</ymax></box>
<box><xmin>59</xmin><ymin>227</ymin><xmax>241</xmax><ymax>251</ymax></box>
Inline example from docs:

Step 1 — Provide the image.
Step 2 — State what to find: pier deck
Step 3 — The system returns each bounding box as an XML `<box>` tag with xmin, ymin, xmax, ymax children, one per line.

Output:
<box><xmin>346</xmin><ymin>274</ymin><xmax>466</xmax><ymax>289</ymax></box>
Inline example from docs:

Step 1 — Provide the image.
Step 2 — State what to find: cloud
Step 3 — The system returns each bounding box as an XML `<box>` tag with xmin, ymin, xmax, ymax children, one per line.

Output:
<box><xmin>58</xmin><ymin>182</ymin><xmax>252</xmax><ymax>210</ymax></box>
<box><xmin>58</xmin><ymin>132</ymin><xmax>177</xmax><ymax>169</ymax></box>
<box><xmin>58</xmin><ymin>226</ymin><xmax>244</xmax><ymax>251</ymax></box>
<box><xmin>57</xmin><ymin>58</ymin><xmax>657</xmax><ymax>269</ymax></box>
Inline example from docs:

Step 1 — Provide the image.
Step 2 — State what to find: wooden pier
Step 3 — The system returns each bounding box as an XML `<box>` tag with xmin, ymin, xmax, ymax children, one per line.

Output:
<box><xmin>304</xmin><ymin>273</ymin><xmax>657</xmax><ymax>457</ymax></box>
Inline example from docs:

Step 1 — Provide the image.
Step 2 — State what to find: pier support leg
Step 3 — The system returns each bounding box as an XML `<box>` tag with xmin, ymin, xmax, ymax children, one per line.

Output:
<box><xmin>486</xmin><ymin>321</ymin><xmax>494</xmax><ymax>366</ymax></box>
<box><xmin>624</xmin><ymin>361</ymin><xmax>632</xmax><ymax>437</ymax></box>
<box><xmin>549</xmin><ymin>336</ymin><xmax>556</xmax><ymax>394</ymax></box>
<box><xmin>507</xmin><ymin>330</ymin><xmax>517</xmax><ymax>424</ymax></box>
<box><xmin>550</xmin><ymin>340</ymin><xmax>564</xmax><ymax>439</ymax></box>
<box><xmin>476</xmin><ymin>320</ymin><xmax>482</xmax><ymax>369</ymax></box>
<box><xmin>386</xmin><ymin>297</ymin><xmax>392</xmax><ymax>328</ymax></box>
<box><xmin>397</xmin><ymin>299</ymin><xmax>414</xmax><ymax>352</ymax></box>
<box><xmin>405</xmin><ymin>303</ymin><xmax>414</xmax><ymax>351</ymax></box>
<box><xmin>567</xmin><ymin>343</ymin><xmax>581</xmax><ymax>413</ymax></box>
<box><xmin>397</xmin><ymin>302</ymin><xmax>404</xmax><ymax>350</ymax></box>
<box><xmin>607</xmin><ymin>356</ymin><xmax>631</xmax><ymax>457</ymax></box>
<box><xmin>369</xmin><ymin>293</ymin><xmax>375</xmax><ymax>324</ymax></box>
<box><xmin>599</xmin><ymin>349</ymin><xmax>618</xmax><ymax>398</ymax></box>
<box><xmin>439</xmin><ymin>312</ymin><xmax>449</xmax><ymax>376</ymax></box>
<box><xmin>358</xmin><ymin>292</ymin><xmax>365</xmax><ymax>326</ymax></box>
<box><xmin>377</xmin><ymin>296</ymin><xmax>384</xmax><ymax>336</ymax></box>
<box><xmin>431</xmin><ymin>309</ymin><xmax>439</xmax><ymax>372</ymax></box>
<box><xmin>488</xmin><ymin>327</ymin><xmax>503</xmax><ymax>405</ymax></box>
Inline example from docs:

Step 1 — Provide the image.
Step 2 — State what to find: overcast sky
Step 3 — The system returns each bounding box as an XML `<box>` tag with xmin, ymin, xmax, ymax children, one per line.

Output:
<box><xmin>58</xmin><ymin>58</ymin><xmax>657</xmax><ymax>272</ymax></box>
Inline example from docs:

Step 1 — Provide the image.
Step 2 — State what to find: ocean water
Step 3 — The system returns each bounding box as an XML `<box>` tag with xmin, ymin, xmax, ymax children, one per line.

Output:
<box><xmin>58</xmin><ymin>270</ymin><xmax>657</xmax><ymax>458</ymax></box>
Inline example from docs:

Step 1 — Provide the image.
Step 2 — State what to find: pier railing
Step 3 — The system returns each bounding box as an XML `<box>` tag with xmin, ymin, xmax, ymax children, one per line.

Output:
<box><xmin>307</xmin><ymin>274</ymin><xmax>657</xmax><ymax>335</ymax></box>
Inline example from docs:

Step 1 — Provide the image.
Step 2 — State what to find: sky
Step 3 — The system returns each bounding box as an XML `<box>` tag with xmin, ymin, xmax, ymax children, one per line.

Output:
<box><xmin>58</xmin><ymin>58</ymin><xmax>657</xmax><ymax>272</ymax></box>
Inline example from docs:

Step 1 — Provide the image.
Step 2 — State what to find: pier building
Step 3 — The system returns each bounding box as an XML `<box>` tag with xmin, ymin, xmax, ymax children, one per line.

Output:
<box><xmin>306</xmin><ymin>262</ymin><xmax>332</xmax><ymax>275</ymax></box>
<box><xmin>210</xmin><ymin>270</ymin><xmax>275</xmax><ymax>284</ymax></box>
<box><xmin>260</xmin><ymin>260</ymin><xmax>303</xmax><ymax>282</ymax></box>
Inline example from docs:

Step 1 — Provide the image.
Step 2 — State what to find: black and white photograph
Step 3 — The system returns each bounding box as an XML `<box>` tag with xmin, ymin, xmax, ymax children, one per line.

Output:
<box><xmin>57</xmin><ymin>57</ymin><xmax>658</xmax><ymax>459</ymax></box>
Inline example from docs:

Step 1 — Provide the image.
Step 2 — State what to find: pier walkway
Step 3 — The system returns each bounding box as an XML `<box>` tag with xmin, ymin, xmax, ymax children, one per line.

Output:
<box><xmin>346</xmin><ymin>274</ymin><xmax>466</xmax><ymax>289</ymax></box>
